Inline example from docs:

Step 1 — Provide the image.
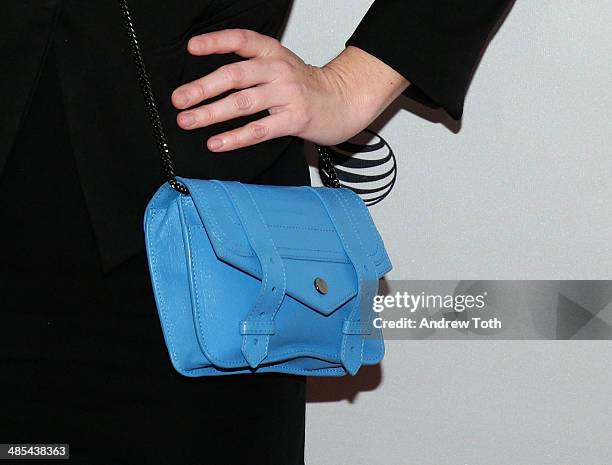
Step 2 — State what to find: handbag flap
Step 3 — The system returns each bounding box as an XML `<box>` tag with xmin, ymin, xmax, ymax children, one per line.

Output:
<box><xmin>178</xmin><ymin>178</ymin><xmax>392</xmax><ymax>315</ymax></box>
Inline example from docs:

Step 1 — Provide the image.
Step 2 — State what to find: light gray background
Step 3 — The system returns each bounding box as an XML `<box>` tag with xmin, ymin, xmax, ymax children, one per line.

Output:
<box><xmin>280</xmin><ymin>1</ymin><xmax>612</xmax><ymax>464</ymax></box>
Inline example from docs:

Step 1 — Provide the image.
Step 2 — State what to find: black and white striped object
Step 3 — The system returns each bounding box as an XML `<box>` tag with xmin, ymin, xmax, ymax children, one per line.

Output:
<box><xmin>318</xmin><ymin>129</ymin><xmax>397</xmax><ymax>206</ymax></box>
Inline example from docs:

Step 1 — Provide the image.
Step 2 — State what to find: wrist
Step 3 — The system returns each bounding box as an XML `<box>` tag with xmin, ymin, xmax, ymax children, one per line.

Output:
<box><xmin>323</xmin><ymin>45</ymin><xmax>410</xmax><ymax>123</ymax></box>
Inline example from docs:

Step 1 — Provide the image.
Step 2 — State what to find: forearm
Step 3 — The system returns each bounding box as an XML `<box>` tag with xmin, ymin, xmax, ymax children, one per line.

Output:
<box><xmin>323</xmin><ymin>45</ymin><xmax>410</xmax><ymax>125</ymax></box>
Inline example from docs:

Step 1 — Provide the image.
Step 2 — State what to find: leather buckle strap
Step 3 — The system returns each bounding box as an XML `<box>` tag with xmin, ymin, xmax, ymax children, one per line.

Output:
<box><xmin>342</xmin><ymin>320</ymin><xmax>372</xmax><ymax>335</ymax></box>
<box><xmin>217</xmin><ymin>181</ymin><xmax>287</xmax><ymax>368</ymax></box>
<box><xmin>309</xmin><ymin>187</ymin><xmax>378</xmax><ymax>375</ymax></box>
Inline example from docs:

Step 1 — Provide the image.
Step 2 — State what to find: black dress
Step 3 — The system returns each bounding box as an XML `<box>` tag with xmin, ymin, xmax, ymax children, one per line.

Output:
<box><xmin>0</xmin><ymin>42</ymin><xmax>306</xmax><ymax>465</ymax></box>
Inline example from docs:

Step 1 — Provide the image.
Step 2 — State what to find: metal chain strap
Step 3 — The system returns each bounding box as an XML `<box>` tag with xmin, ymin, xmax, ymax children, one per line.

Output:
<box><xmin>118</xmin><ymin>0</ymin><xmax>189</xmax><ymax>194</ymax></box>
<box><xmin>317</xmin><ymin>145</ymin><xmax>341</xmax><ymax>188</ymax></box>
<box><xmin>118</xmin><ymin>0</ymin><xmax>340</xmax><ymax>194</ymax></box>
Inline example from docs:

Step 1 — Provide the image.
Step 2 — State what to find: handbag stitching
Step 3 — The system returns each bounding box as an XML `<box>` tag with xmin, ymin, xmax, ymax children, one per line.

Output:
<box><xmin>325</xmin><ymin>189</ymin><xmax>365</xmax><ymax>368</ymax></box>
<box><xmin>209</xmin><ymin>182</ymin><xmax>254</xmax><ymax>255</ymax></box>
<box><xmin>276</xmin><ymin>245</ymin><xmax>356</xmax><ymax>261</ymax></box>
<box><xmin>345</xmin><ymin>189</ymin><xmax>386</xmax><ymax>266</ymax></box>
<box><xmin>335</xmin><ymin>189</ymin><xmax>373</xmax><ymax>365</ymax></box>
<box><xmin>220</xmin><ymin>184</ymin><xmax>276</xmax><ymax>364</ymax></box>
<box><xmin>187</xmin><ymin>224</ymin><xmax>221</xmax><ymax>366</ymax></box>
<box><xmin>342</xmin><ymin>189</ymin><xmax>386</xmax><ymax>361</ymax></box>
<box><xmin>180</xmin><ymin>196</ymin><xmax>229</xmax><ymax>376</ymax></box>
<box><xmin>269</xmin><ymin>224</ymin><xmax>336</xmax><ymax>232</ymax></box>
<box><xmin>342</xmin><ymin>189</ymin><xmax>383</xmax><ymax>261</ymax></box>
<box><xmin>187</xmin><ymin>180</ymin><xmax>386</xmax><ymax>273</ymax></box>
<box><xmin>181</xmin><ymin>196</ymin><xmax>236</xmax><ymax>373</ymax></box>
<box><xmin>240</xmin><ymin>183</ymin><xmax>289</xmax><ymax>360</ymax></box>
<box><xmin>307</xmin><ymin>187</ymin><xmax>363</xmax><ymax>369</ymax></box>
<box><xmin>189</xmin><ymin>223</ymin><xmax>248</xmax><ymax>367</ymax></box>
<box><xmin>337</xmin><ymin>190</ymin><xmax>385</xmax><ymax>361</ymax></box>
<box><xmin>185</xmin><ymin>182</ymin><xmax>253</xmax><ymax>256</ymax></box>
<box><xmin>147</xmin><ymin>209</ymin><xmax>182</xmax><ymax>373</ymax></box>
<box><xmin>201</xmin><ymin>180</ymin><xmax>383</xmax><ymax>261</ymax></box>
<box><xmin>211</xmin><ymin>182</ymin><xmax>352</xmax><ymax>256</ymax></box>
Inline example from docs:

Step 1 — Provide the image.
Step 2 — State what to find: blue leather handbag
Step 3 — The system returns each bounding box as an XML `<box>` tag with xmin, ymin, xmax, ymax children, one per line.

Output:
<box><xmin>120</xmin><ymin>0</ymin><xmax>392</xmax><ymax>376</ymax></box>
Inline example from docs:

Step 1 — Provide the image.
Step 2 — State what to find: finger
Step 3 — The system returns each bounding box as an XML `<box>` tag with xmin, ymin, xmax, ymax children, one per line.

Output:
<box><xmin>177</xmin><ymin>84</ymin><xmax>285</xmax><ymax>130</ymax></box>
<box><xmin>172</xmin><ymin>58</ymin><xmax>281</xmax><ymax>110</ymax></box>
<box><xmin>187</xmin><ymin>28</ymin><xmax>280</xmax><ymax>59</ymax></box>
<box><xmin>206</xmin><ymin>112</ymin><xmax>293</xmax><ymax>152</ymax></box>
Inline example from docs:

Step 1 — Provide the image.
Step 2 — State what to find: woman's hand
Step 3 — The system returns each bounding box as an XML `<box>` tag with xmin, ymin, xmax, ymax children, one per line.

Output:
<box><xmin>171</xmin><ymin>28</ymin><xmax>409</xmax><ymax>152</ymax></box>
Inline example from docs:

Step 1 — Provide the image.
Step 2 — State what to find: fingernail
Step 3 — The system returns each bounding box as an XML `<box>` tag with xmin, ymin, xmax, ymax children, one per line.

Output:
<box><xmin>188</xmin><ymin>39</ymin><xmax>203</xmax><ymax>53</ymax></box>
<box><xmin>179</xmin><ymin>112</ymin><xmax>195</xmax><ymax>127</ymax></box>
<box><xmin>209</xmin><ymin>138</ymin><xmax>223</xmax><ymax>150</ymax></box>
<box><xmin>174</xmin><ymin>91</ymin><xmax>190</xmax><ymax>107</ymax></box>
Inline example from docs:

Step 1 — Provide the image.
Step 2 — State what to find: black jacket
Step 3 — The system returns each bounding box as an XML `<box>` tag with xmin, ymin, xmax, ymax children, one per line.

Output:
<box><xmin>0</xmin><ymin>0</ymin><xmax>511</xmax><ymax>272</ymax></box>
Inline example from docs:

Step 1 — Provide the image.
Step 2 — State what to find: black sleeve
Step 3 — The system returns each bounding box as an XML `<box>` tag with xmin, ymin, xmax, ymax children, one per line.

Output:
<box><xmin>345</xmin><ymin>0</ymin><xmax>512</xmax><ymax>120</ymax></box>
